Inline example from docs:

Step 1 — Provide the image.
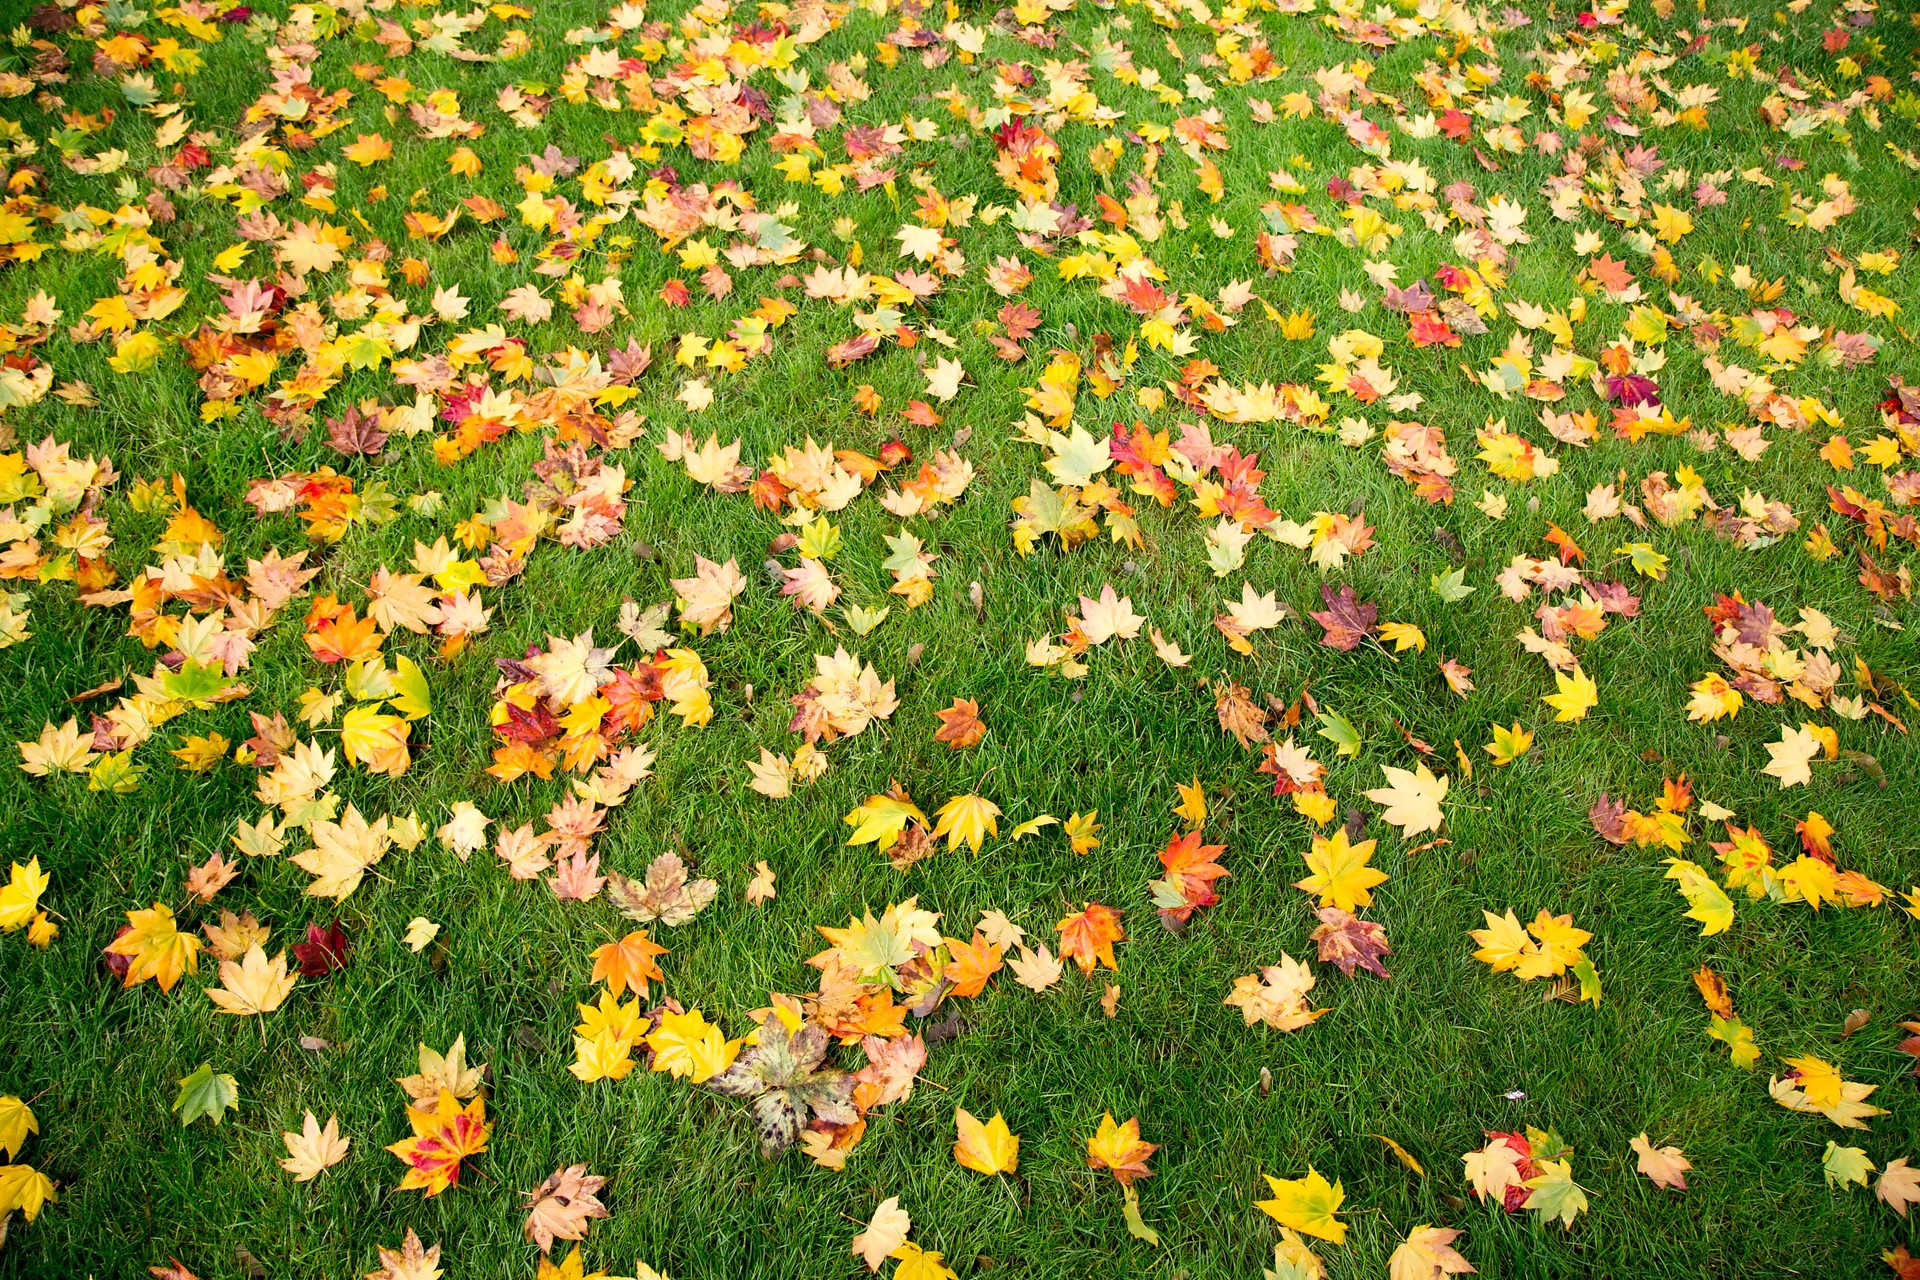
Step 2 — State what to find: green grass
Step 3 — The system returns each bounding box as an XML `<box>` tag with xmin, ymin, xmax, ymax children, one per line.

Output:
<box><xmin>2</xmin><ymin>0</ymin><xmax>1920</xmax><ymax>1276</ymax></box>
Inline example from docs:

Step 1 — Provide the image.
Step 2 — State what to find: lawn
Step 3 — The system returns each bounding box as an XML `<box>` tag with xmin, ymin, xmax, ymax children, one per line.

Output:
<box><xmin>1</xmin><ymin>0</ymin><xmax>1919</xmax><ymax>1275</ymax></box>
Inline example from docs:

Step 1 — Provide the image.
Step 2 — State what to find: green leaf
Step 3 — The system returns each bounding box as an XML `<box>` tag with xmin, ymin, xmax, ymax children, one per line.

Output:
<box><xmin>356</xmin><ymin>480</ymin><xmax>402</xmax><ymax>527</ymax></box>
<box><xmin>1043</xmin><ymin>424</ymin><xmax>1113</xmax><ymax>488</ymax></box>
<box><xmin>1121</xmin><ymin>1186</ymin><xmax>1160</xmax><ymax>1247</ymax></box>
<box><xmin>344</xmin><ymin>658</ymin><xmax>396</xmax><ymax>703</ymax></box>
<box><xmin>172</xmin><ymin>1063</ymin><xmax>238</xmax><ymax>1128</ymax></box>
<box><xmin>1520</xmin><ymin>1158</ymin><xmax>1588</xmax><ymax>1228</ymax></box>
<box><xmin>844</xmin><ymin>604</ymin><xmax>890</xmax><ymax>636</ymax></box>
<box><xmin>798</xmin><ymin>517</ymin><xmax>841</xmax><ymax>562</ymax></box>
<box><xmin>1571</xmin><ymin>956</ymin><xmax>1603</xmax><ymax>1007</ymax></box>
<box><xmin>1430</xmin><ymin>565</ymin><xmax>1475</xmax><ymax>602</ymax></box>
<box><xmin>1614</xmin><ymin>542</ymin><xmax>1669</xmax><ymax>581</ymax></box>
<box><xmin>88</xmin><ymin>750</ymin><xmax>145</xmax><ymax>794</ymax></box>
<box><xmin>1708</xmin><ymin>1013</ymin><xmax>1759</xmax><ymax>1069</ymax></box>
<box><xmin>160</xmin><ymin>658</ymin><xmax>230</xmax><ymax>703</ymax></box>
<box><xmin>1316</xmin><ymin>709</ymin><xmax>1363</xmax><ymax>758</ymax></box>
<box><xmin>1823</xmin><ymin>1141</ymin><xmax>1874</xmax><ymax>1189</ymax></box>
<box><xmin>388</xmin><ymin>655</ymin><xmax>432</xmax><ymax>721</ymax></box>
<box><xmin>1146</xmin><ymin>877</ymin><xmax>1188</xmax><ymax>911</ymax></box>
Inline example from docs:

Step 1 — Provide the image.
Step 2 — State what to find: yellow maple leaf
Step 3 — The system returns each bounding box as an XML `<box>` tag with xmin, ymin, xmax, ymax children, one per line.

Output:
<box><xmin>1542</xmin><ymin>666</ymin><xmax>1597</xmax><ymax>722</ymax></box>
<box><xmin>205</xmin><ymin>944</ymin><xmax>298</xmax><ymax>1016</ymax></box>
<box><xmin>1256</xmin><ymin>1167</ymin><xmax>1346</xmax><ymax>1244</ymax></box>
<box><xmin>1294</xmin><ymin>827</ymin><xmax>1387</xmax><ymax>913</ymax></box>
<box><xmin>932</xmin><ymin>793</ymin><xmax>1001</xmax><ymax>854</ymax></box>
<box><xmin>953</xmin><ymin>1108</ymin><xmax>1019</xmax><ymax>1175</ymax></box>
<box><xmin>105</xmin><ymin>902</ymin><xmax>201</xmax><ymax>993</ymax></box>
<box><xmin>342</xmin><ymin>133</ymin><xmax>393</xmax><ymax>165</ymax></box>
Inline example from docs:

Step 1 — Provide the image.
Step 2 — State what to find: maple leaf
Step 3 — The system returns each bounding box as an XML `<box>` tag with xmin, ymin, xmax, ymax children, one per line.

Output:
<box><xmin>1692</xmin><ymin>967</ymin><xmax>1734</xmax><ymax>1018</ymax></box>
<box><xmin>18</xmin><ymin>719</ymin><xmax>98</xmax><ymax>776</ymax></box>
<box><xmin>1087</xmin><ymin>1113</ymin><xmax>1157</xmax><ymax>1186</ymax></box>
<box><xmin>1008</xmin><ymin>944</ymin><xmax>1064</xmax><ymax>992</ymax></box>
<box><xmin>104</xmin><ymin>902</ymin><xmax>201</xmax><ymax>993</ymax></box>
<box><xmin>1150</xmin><ymin>829</ymin><xmax>1228</xmax><ymax>927</ymax></box>
<box><xmin>645</xmin><ymin>1008</ymin><xmax>739</xmax><ymax>1084</ymax></box>
<box><xmin>523</xmin><ymin>1164</ymin><xmax>609</xmax><ymax>1253</ymax></box>
<box><xmin>366</xmin><ymin>1229</ymin><xmax>443</xmax><ymax>1280</ymax></box>
<box><xmin>343</xmin><ymin>133</ymin><xmax>393</xmax><ymax>165</ymax></box>
<box><xmin>1823</xmin><ymin>1141</ymin><xmax>1874</xmax><ymax>1189</ymax></box>
<box><xmin>1150</xmin><ymin>628</ymin><xmax>1191</xmax><ymax>667</ymax></box>
<box><xmin>404</xmin><ymin>917</ymin><xmax>439</xmax><ymax>954</ymax></box>
<box><xmin>1770</xmin><ymin>1057</ymin><xmax>1888</xmax><ymax>1129</ymax></box>
<box><xmin>293</xmin><ymin>921</ymin><xmax>350</xmax><ymax>978</ymax></box>
<box><xmin>0</xmin><ymin>1159</ymin><xmax>54</xmax><ymax>1231</ymax></box>
<box><xmin>1056</xmin><ymin>902</ymin><xmax>1124</xmax><ymax>973</ymax></box>
<box><xmin>324</xmin><ymin>405</ymin><xmax>388</xmax><ymax>458</ymax></box>
<box><xmin>397</xmin><ymin>1035</ymin><xmax>486</xmax><ymax>1108</ymax></box>
<box><xmin>1226</xmin><ymin>954</ymin><xmax>1327</xmax><ymax>1032</ymax></box>
<box><xmin>1484</xmin><ymin>722</ymin><xmax>1533</xmax><ymax>766</ymax></box>
<box><xmin>278</xmin><ymin>1111</ymin><xmax>350</xmax><ymax>1182</ymax></box>
<box><xmin>853</xmin><ymin>1033</ymin><xmax>925</xmax><ymax>1110</ymax></box>
<box><xmin>953</xmin><ymin>1108</ymin><xmax>1019</xmax><ymax>1175</ymax></box>
<box><xmin>205</xmin><ymin>944</ymin><xmax>297</xmax><ymax>1016</ymax></box>
<box><xmin>606</xmin><ymin>852</ymin><xmax>717</xmax><ymax>927</ymax></box>
<box><xmin>1541</xmin><ymin>666</ymin><xmax>1597</xmax><ymax>722</ymax></box>
<box><xmin>745</xmin><ymin>861</ymin><xmax>777</xmax><ymax>904</ymax></box>
<box><xmin>0</xmin><ymin>858</ymin><xmax>50</xmax><ymax>931</ymax></box>
<box><xmin>590</xmin><ymin>929</ymin><xmax>668</xmax><ymax>999</ymax></box>
<box><xmin>932</xmin><ymin>697</ymin><xmax>985</xmax><ymax>749</ymax></box>
<box><xmin>852</xmin><ymin>1196</ymin><xmax>912</xmax><ymax>1271</ymax></box>
<box><xmin>387</xmin><ymin>1089</ymin><xmax>490</xmax><ymax>1196</ymax></box>
<box><xmin>1389</xmin><ymin>1225</ymin><xmax>1476</xmax><ymax>1280</ymax></box>
<box><xmin>1214</xmin><ymin>679</ymin><xmax>1269</xmax><ymax>748</ymax></box>
<box><xmin>526</xmin><ymin>631</ymin><xmax>615</xmax><ymax>707</ymax></box>
<box><xmin>977</xmin><ymin>910</ymin><xmax>1026</xmax><ymax>950</ymax></box>
<box><xmin>707</xmin><ymin>1020</ymin><xmax>855</xmax><ymax>1159</ymax></box>
<box><xmin>292</xmin><ymin>806</ymin><xmax>391</xmax><ymax>899</ymax></box>
<box><xmin>891</xmin><ymin>1242</ymin><xmax>959</xmax><ymax>1280</ymax></box>
<box><xmin>843</xmin><ymin>790</ymin><xmax>929</xmax><ymax>853</ymax></box>
<box><xmin>172</xmin><ymin>1062</ymin><xmax>238</xmax><ymax>1128</ymax></box>
<box><xmin>1076</xmin><ymin>583</ymin><xmax>1144</xmax><ymax>644</ymax></box>
<box><xmin>1309</xmin><ymin>907</ymin><xmax>1392</xmax><ymax>978</ymax></box>
<box><xmin>1629</xmin><ymin>1133</ymin><xmax>1689</xmax><ymax>1190</ymax></box>
<box><xmin>1521</xmin><ymin>1159</ymin><xmax>1588</xmax><ymax>1228</ymax></box>
<box><xmin>1663</xmin><ymin>860</ymin><xmax>1734</xmax><ymax>935</ymax></box>
<box><xmin>1365</xmin><ymin>764</ymin><xmax>1448</xmax><ymax>837</ymax></box>
<box><xmin>1762</xmin><ymin>725</ymin><xmax>1821</xmax><ymax>788</ymax></box>
<box><xmin>1310</xmin><ymin>583</ymin><xmax>1377</xmax><ymax>650</ymax></box>
<box><xmin>182</xmin><ymin>852</ymin><xmax>240</xmax><ymax>903</ymax></box>
<box><xmin>942</xmin><ymin>933</ymin><xmax>1004</xmax><ymax>997</ymax></box>
<box><xmin>1879</xmin><ymin>1157</ymin><xmax>1920</xmax><ymax>1216</ymax></box>
<box><xmin>0</xmin><ymin>1096</ymin><xmax>36</xmax><ymax>1161</ymax></box>
<box><xmin>1295</xmin><ymin>828</ymin><xmax>1387</xmax><ymax>913</ymax></box>
<box><xmin>932</xmin><ymin>793</ymin><xmax>1001</xmax><ymax>854</ymax></box>
<box><xmin>1257</xmin><ymin>1167</ymin><xmax>1346</xmax><ymax>1244</ymax></box>
<box><xmin>670</xmin><ymin>555</ymin><xmax>747</xmax><ymax>635</ymax></box>
<box><xmin>1709</xmin><ymin>1014</ymin><xmax>1760</xmax><ymax>1069</ymax></box>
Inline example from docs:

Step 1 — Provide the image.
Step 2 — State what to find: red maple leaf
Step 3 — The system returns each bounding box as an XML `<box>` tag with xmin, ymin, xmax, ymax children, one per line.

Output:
<box><xmin>1309</xmin><ymin>583</ymin><xmax>1377</xmax><ymax>651</ymax></box>
<box><xmin>293</xmin><ymin>920</ymin><xmax>350</xmax><ymax>977</ymax></box>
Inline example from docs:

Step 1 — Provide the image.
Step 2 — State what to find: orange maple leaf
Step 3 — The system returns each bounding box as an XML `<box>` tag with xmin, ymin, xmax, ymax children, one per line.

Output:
<box><xmin>1154</xmin><ymin>830</ymin><xmax>1229</xmax><ymax>926</ymax></box>
<box><xmin>1056</xmin><ymin>903</ymin><xmax>1125</xmax><ymax>974</ymax></box>
<box><xmin>941</xmin><ymin>933</ymin><xmax>1004</xmax><ymax>998</ymax></box>
<box><xmin>932</xmin><ymin>697</ymin><xmax>986</xmax><ymax>750</ymax></box>
<box><xmin>590</xmin><ymin>929</ymin><xmax>668</xmax><ymax>999</ymax></box>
